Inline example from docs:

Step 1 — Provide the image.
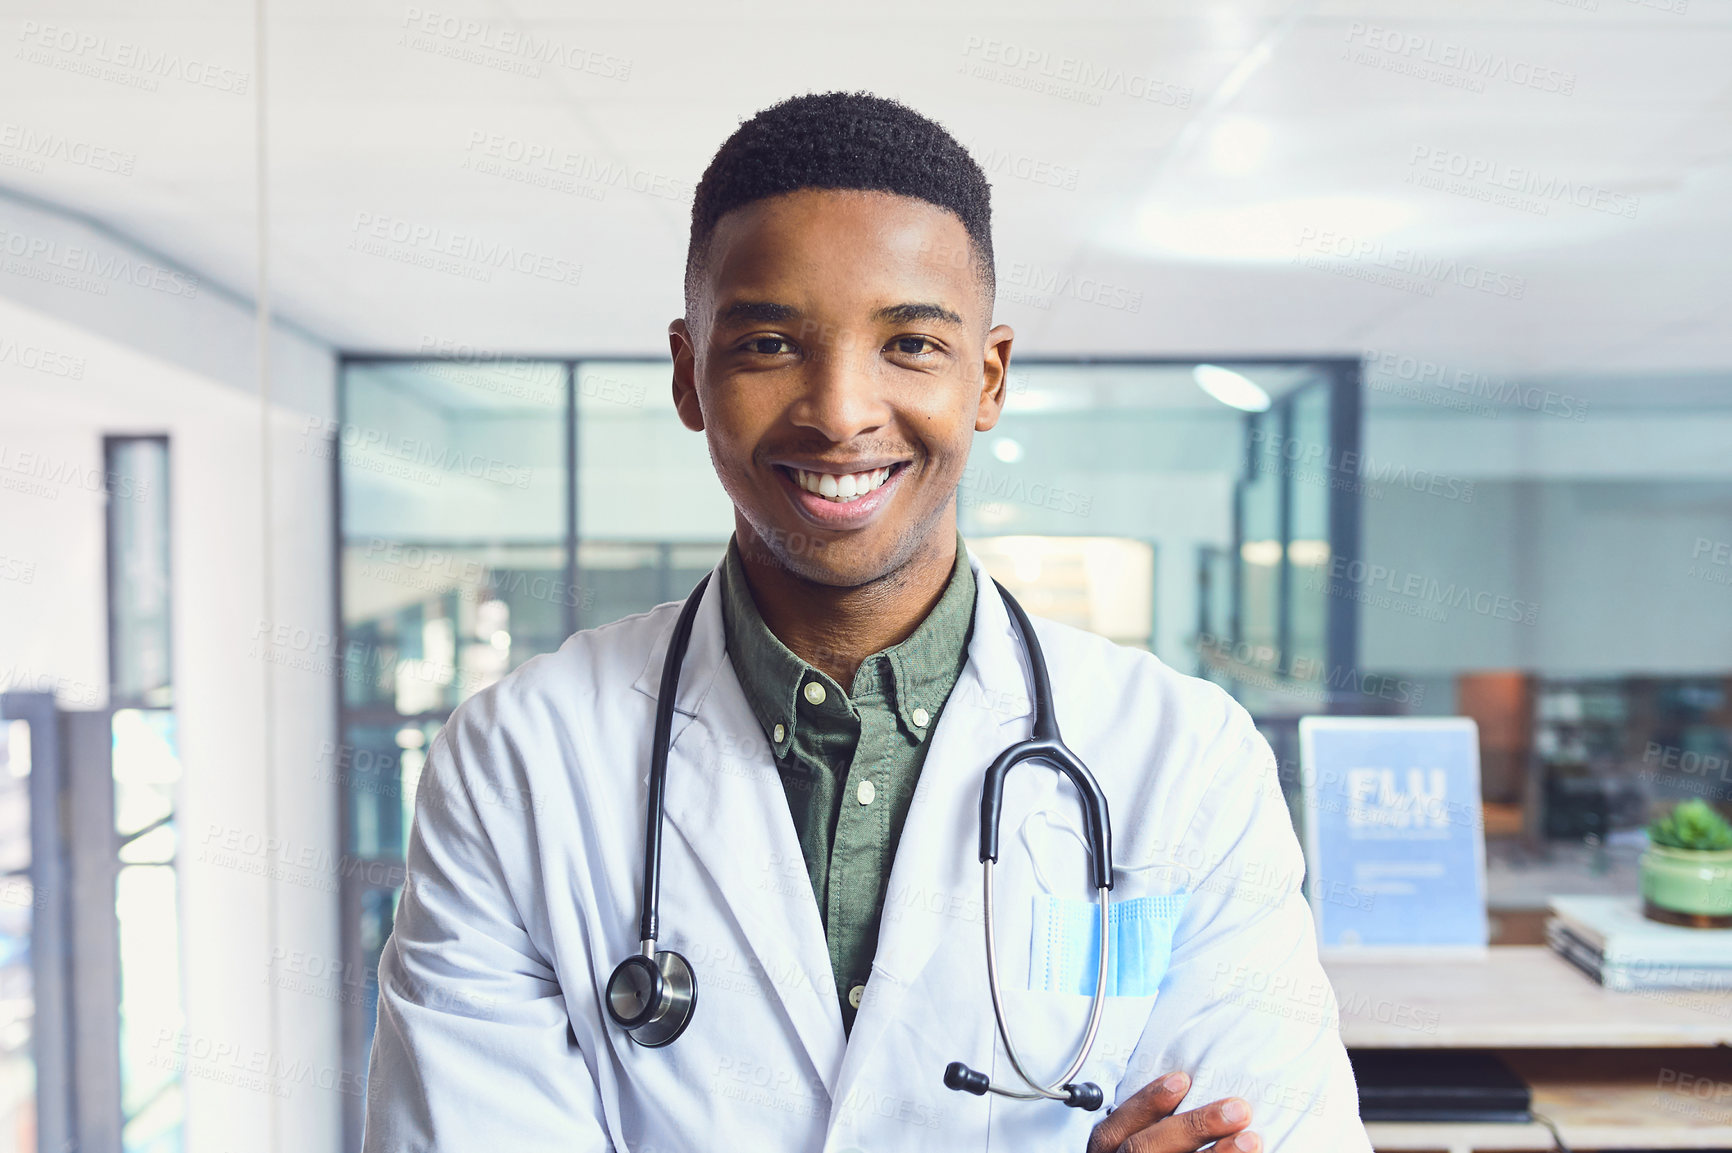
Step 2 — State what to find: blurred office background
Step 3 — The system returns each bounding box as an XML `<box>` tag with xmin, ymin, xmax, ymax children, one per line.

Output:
<box><xmin>1</xmin><ymin>1</ymin><xmax>1730</xmax><ymax>1150</ymax></box>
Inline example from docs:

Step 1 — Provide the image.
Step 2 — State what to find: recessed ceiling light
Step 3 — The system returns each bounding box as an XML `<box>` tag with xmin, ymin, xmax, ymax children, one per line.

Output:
<box><xmin>1193</xmin><ymin>364</ymin><xmax>1271</xmax><ymax>412</ymax></box>
<box><xmin>991</xmin><ymin>437</ymin><xmax>1024</xmax><ymax>463</ymax></box>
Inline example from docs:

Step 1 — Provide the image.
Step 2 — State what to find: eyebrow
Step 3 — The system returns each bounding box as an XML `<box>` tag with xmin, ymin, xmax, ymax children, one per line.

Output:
<box><xmin>876</xmin><ymin>302</ymin><xmax>964</xmax><ymax>326</ymax></box>
<box><xmin>716</xmin><ymin>300</ymin><xmax>801</xmax><ymax>326</ymax></box>
<box><xmin>714</xmin><ymin>299</ymin><xmax>965</xmax><ymax>328</ymax></box>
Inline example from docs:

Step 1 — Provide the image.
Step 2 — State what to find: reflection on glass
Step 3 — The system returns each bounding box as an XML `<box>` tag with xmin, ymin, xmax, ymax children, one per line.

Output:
<box><xmin>969</xmin><ymin>537</ymin><xmax>1155</xmax><ymax>648</ymax></box>
<box><xmin>114</xmin><ymin>710</ymin><xmax>179</xmax><ymax>856</ymax></box>
<box><xmin>0</xmin><ymin>720</ymin><xmax>33</xmax><ymax>1153</ymax></box>
<box><xmin>340</xmin><ymin>359</ymin><xmax>572</xmax><ymax>728</ymax></box>
<box><xmin>576</xmin><ymin>361</ymin><xmax>734</xmax><ymax>546</ymax></box>
<box><xmin>113</xmin><ymin>710</ymin><xmax>183</xmax><ymax>1153</ymax></box>
<box><xmin>1228</xmin><ymin>379</ymin><xmax>1358</xmax><ymax>719</ymax></box>
<box><xmin>337</xmin><ymin>718</ymin><xmax>448</xmax><ymax>863</ymax></box>
<box><xmin>343</xmin><ymin>543</ymin><xmax>571</xmax><ymax>715</ymax></box>
<box><xmin>1239</xmin><ymin>407</ymin><xmax>1282</xmax><ymax>669</ymax></box>
<box><xmin>341</xmin><ymin>362</ymin><xmax>566</xmax><ymax>544</ymax></box>
<box><xmin>107</xmin><ymin>439</ymin><xmax>173</xmax><ymax>708</ymax></box>
<box><xmin>576</xmin><ymin>542</ymin><xmax>726</xmax><ymax>632</ymax></box>
<box><xmin>1196</xmin><ymin>545</ymin><xmax>1235</xmax><ymax>682</ymax></box>
<box><xmin>1285</xmin><ymin>384</ymin><xmax>1332</xmax><ymax>675</ymax></box>
<box><xmin>957</xmin><ymin>362</ymin><xmax>1330</xmax><ymax>672</ymax></box>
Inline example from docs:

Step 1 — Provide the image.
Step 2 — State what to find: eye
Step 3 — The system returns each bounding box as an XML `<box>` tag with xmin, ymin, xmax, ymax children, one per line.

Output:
<box><xmin>741</xmin><ymin>335</ymin><xmax>794</xmax><ymax>356</ymax></box>
<box><xmin>889</xmin><ymin>335</ymin><xmax>939</xmax><ymax>357</ymax></box>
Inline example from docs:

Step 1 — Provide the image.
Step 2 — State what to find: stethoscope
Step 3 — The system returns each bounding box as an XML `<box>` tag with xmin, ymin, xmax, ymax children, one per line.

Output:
<box><xmin>605</xmin><ymin>571</ymin><xmax>1114</xmax><ymax>1113</ymax></box>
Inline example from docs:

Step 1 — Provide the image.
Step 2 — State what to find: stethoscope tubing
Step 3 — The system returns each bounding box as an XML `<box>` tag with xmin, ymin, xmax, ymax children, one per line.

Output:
<box><xmin>614</xmin><ymin>569</ymin><xmax>1116</xmax><ymax>1112</ymax></box>
<box><xmin>638</xmin><ymin>571</ymin><xmax>712</xmax><ymax>949</ymax></box>
<box><xmin>980</xmin><ymin>859</ymin><xmax>1113</xmax><ymax>1101</ymax></box>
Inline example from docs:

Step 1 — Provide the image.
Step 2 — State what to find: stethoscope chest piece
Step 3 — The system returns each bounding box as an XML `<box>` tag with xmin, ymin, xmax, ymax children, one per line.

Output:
<box><xmin>607</xmin><ymin>948</ymin><xmax>697</xmax><ymax>1048</ymax></box>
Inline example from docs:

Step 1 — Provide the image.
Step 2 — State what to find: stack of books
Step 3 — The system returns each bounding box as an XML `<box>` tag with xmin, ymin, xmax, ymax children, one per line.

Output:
<box><xmin>1547</xmin><ymin>895</ymin><xmax>1732</xmax><ymax>991</ymax></box>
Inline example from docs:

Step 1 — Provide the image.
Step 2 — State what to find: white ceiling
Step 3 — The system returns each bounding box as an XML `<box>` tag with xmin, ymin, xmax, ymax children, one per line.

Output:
<box><xmin>2</xmin><ymin>0</ymin><xmax>1730</xmax><ymax>388</ymax></box>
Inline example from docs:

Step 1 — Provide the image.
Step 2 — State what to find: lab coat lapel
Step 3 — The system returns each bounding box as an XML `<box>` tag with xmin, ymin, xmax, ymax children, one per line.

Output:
<box><xmin>638</xmin><ymin>575</ymin><xmax>848</xmax><ymax>1096</ymax></box>
<box><xmin>835</xmin><ymin>557</ymin><xmax>1057</xmax><ymax>1095</ymax></box>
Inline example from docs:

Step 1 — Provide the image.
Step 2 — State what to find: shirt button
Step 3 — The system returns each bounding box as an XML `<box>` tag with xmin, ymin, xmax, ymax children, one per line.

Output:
<box><xmin>911</xmin><ymin>706</ymin><xmax>931</xmax><ymax>729</ymax></box>
<box><xmin>803</xmin><ymin>681</ymin><xmax>827</xmax><ymax>706</ymax></box>
<box><xmin>857</xmin><ymin>780</ymin><xmax>876</xmax><ymax>806</ymax></box>
<box><xmin>848</xmin><ymin>983</ymin><xmax>866</xmax><ymax>1009</ymax></box>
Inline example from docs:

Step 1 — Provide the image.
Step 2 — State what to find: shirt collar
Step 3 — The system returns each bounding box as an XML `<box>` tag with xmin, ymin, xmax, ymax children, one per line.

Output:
<box><xmin>718</xmin><ymin>534</ymin><xmax>977</xmax><ymax>757</ymax></box>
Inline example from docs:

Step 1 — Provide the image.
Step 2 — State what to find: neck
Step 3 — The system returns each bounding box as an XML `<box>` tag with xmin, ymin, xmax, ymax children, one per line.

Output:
<box><xmin>735</xmin><ymin>518</ymin><xmax>959</xmax><ymax>688</ymax></box>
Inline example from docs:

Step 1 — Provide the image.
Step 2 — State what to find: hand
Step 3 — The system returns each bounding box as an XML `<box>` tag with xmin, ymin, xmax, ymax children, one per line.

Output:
<box><xmin>1086</xmin><ymin>1072</ymin><xmax>1260</xmax><ymax>1153</ymax></box>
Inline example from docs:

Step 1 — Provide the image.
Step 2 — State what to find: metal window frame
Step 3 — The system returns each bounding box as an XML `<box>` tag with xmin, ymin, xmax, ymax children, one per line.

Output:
<box><xmin>1227</xmin><ymin>368</ymin><xmax>1364</xmax><ymax>699</ymax></box>
<box><xmin>63</xmin><ymin>707</ymin><xmax>123</xmax><ymax>1153</ymax></box>
<box><xmin>1228</xmin><ymin>367</ymin><xmax>1367</xmax><ymax>803</ymax></box>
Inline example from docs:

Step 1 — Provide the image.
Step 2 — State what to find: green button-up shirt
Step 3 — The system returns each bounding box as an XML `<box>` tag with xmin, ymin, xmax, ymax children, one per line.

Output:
<box><xmin>718</xmin><ymin>535</ymin><xmax>976</xmax><ymax>1032</ymax></box>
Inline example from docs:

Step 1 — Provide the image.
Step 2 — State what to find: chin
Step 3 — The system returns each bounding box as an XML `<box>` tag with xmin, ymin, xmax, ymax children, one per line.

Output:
<box><xmin>738</xmin><ymin>524</ymin><xmax>882</xmax><ymax>587</ymax></box>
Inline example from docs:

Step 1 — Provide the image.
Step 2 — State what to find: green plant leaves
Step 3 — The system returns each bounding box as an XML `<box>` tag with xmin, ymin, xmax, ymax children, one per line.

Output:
<box><xmin>1649</xmin><ymin>798</ymin><xmax>1732</xmax><ymax>851</ymax></box>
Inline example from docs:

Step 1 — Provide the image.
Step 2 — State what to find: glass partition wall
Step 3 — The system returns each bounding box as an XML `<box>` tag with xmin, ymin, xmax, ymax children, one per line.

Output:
<box><xmin>105</xmin><ymin>438</ymin><xmax>184</xmax><ymax>1153</ymax></box>
<box><xmin>332</xmin><ymin>355</ymin><xmax>1364</xmax><ymax>1147</ymax></box>
<box><xmin>335</xmin><ymin>359</ymin><xmax>577</xmax><ymax>1138</ymax></box>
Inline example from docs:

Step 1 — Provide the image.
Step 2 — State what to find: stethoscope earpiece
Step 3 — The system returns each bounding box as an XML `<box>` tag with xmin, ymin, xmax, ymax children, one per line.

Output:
<box><xmin>1064</xmin><ymin>1082</ymin><xmax>1106</xmax><ymax>1111</ymax></box>
<box><xmin>944</xmin><ymin>1062</ymin><xmax>991</xmax><ymax>1095</ymax></box>
<box><xmin>945</xmin><ymin>1064</ymin><xmax>1103</xmax><ymax>1110</ymax></box>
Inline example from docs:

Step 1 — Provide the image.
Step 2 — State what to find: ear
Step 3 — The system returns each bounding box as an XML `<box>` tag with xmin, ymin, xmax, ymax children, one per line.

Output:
<box><xmin>973</xmin><ymin>324</ymin><xmax>1015</xmax><ymax>432</ymax></box>
<box><xmin>669</xmin><ymin>319</ymin><xmax>705</xmax><ymax>432</ymax></box>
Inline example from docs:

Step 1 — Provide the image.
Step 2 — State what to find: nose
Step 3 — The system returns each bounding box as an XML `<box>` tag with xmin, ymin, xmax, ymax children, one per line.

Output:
<box><xmin>788</xmin><ymin>333</ymin><xmax>890</xmax><ymax>444</ymax></box>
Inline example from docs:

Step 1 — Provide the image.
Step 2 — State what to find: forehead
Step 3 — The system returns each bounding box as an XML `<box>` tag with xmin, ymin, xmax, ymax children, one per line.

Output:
<box><xmin>700</xmin><ymin>189</ymin><xmax>984</xmax><ymax>313</ymax></box>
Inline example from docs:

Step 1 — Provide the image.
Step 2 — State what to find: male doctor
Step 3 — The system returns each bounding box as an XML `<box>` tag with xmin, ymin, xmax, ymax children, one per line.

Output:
<box><xmin>364</xmin><ymin>92</ymin><xmax>1370</xmax><ymax>1152</ymax></box>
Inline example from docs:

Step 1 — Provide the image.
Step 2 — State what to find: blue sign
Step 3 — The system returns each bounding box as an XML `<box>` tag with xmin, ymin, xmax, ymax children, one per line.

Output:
<box><xmin>1299</xmin><ymin>717</ymin><xmax>1487</xmax><ymax>955</ymax></box>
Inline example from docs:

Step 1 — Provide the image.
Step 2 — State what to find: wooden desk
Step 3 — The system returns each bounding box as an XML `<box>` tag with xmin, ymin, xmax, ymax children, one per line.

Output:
<box><xmin>1327</xmin><ymin>946</ymin><xmax>1732</xmax><ymax>1049</ymax></box>
<box><xmin>1324</xmin><ymin>948</ymin><xmax>1732</xmax><ymax>1151</ymax></box>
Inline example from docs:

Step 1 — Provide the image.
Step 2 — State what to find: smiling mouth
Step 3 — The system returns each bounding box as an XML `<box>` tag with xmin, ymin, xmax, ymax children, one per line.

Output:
<box><xmin>784</xmin><ymin>464</ymin><xmax>902</xmax><ymax>504</ymax></box>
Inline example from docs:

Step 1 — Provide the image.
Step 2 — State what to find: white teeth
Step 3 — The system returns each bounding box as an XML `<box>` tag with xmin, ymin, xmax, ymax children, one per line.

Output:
<box><xmin>793</xmin><ymin>466</ymin><xmax>893</xmax><ymax>503</ymax></box>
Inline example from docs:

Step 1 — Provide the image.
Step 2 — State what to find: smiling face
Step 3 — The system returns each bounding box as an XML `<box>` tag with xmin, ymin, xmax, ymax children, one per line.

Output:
<box><xmin>670</xmin><ymin>189</ymin><xmax>1014</xmax><ymax>589</ymax></box>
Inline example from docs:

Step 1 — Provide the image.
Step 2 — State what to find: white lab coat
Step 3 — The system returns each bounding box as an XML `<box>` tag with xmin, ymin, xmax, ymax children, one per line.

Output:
<box><xmin>364</xmin><ymin>549</ymin><xmax>1372</xmax><ymax>1152</ymax></box>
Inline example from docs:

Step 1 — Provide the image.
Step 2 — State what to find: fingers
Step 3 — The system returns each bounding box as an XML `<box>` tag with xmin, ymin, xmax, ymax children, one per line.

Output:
<box><xmin>1085</xmin><ymin>1070</ymin><xmax>1262</xmax><ymax>1153</ymax></box>
<box><xmin>1095</xmin><ymin>1092</ymin><xmax>1256</xmax><ymax>1153</ymax></box>
<box><xmin>1087</xmin><ymin>1072</ymin><xmax>1192</xmax><ymax>1153</ymax></box>
<box><xmin>1158</xmin><ymin>1097</ymin><xmax>1252</xmax><ymax>1153</ymax></box>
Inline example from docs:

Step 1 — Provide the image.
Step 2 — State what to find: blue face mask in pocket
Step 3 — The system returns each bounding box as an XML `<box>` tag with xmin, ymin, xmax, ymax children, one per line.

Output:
<box><xmin>1028</xmin><ymin>892</ymin><xmax>1189</xmax><ymax>997</ymax></box>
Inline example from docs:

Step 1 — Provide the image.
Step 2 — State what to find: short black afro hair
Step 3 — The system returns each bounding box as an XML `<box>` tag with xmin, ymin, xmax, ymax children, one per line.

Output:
<box><xmin>685</xmin><ymin>91</ymin><xmax>994</xmax><ymax>312</ymax></box>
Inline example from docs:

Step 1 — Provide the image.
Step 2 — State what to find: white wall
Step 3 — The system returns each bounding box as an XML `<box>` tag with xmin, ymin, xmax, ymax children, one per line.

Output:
<box><xmin>0</xmin><ymin>422</ymin><xmax>108</xmax><ymax>706</ymax></box>
<box><xmin>0</xmin><ymin>192</ymin><xmax>341</xmax><ymax>1153</ymax></box>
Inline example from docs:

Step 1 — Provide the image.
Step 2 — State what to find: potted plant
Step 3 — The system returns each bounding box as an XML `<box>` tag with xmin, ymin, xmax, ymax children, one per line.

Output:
<box><xmin>1643</xmin><ymin>798</ymin><xmax>1732</xmax><ymax>927</ymax></box>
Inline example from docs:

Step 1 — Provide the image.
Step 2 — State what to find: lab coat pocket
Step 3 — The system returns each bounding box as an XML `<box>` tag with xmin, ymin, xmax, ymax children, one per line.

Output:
<box><xmin>984</xmin><ymin>897</ymin><xmax>1185</xmax><ymax>1150</ymax></box>
<box><xmin>1027</xmin><ymin>891</ymin><xmax>1189</xmax><ymax>997</ymax></box>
